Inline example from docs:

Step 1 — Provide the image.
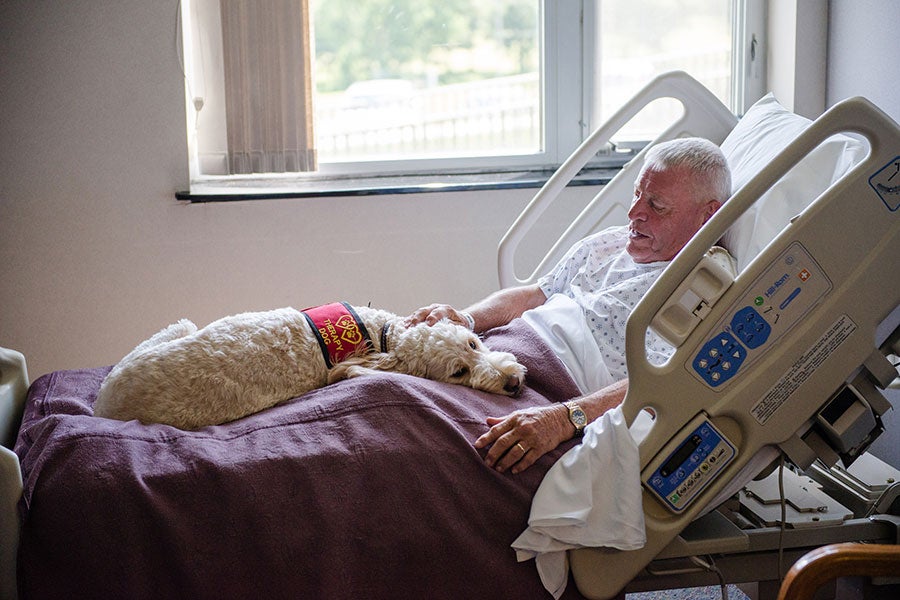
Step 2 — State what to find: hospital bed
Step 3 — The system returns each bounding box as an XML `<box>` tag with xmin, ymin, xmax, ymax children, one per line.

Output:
<box><xmin>500</xmin><ymin>71</ymin><xmax>900</xmax><ymax>598</ymax></box>
<box><xmin>0</xmin><ymin>72</ymin><xmax>898</xmax><ymax>600</ymax></box>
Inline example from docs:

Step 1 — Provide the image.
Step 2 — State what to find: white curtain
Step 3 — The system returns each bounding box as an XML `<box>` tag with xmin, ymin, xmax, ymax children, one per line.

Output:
<box><xmin>219</xmin><ymin>0</ymin><xmax>317</xmax><ymax>174</ymax></box>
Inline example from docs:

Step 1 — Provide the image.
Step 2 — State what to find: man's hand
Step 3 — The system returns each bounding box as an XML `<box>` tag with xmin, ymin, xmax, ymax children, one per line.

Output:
<box><xmin>475</xmin><ymin>380</ymin><xmax>628</xmax><ymax>474</ymax></box>
<box><xmin>404</xmin><ymin>304</ymin><xmax>469</xmax><ymax>329</ymax></box>
<box><xmin>474</xmin><ymin>404</ymin><xmax>573</xmax><ymax>474</ymax></box>
<box><xmin>406</xmin><ymin>285</ymin><xmax>546</xmax><ymax>333</ymax></box>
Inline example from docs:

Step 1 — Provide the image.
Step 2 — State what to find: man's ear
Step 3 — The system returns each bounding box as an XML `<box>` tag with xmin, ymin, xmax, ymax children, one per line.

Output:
<box><xmin>703</xmin><ymin>199</ymin><xmax>722</xmax><ymax>223</ymax></box>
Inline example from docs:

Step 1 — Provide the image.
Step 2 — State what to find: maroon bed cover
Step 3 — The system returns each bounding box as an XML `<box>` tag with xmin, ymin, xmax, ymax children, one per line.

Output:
<box><xmin>14</xmin><ymin>319</ymin><xmax>592</xmax><ymax>599</ymax></box>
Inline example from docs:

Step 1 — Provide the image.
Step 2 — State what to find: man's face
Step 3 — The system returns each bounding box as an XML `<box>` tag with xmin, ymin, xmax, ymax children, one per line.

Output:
<box><xmin>626</xmin><ymin>165</ymin><xmax>721</xmax><ymax>263</ymax></box>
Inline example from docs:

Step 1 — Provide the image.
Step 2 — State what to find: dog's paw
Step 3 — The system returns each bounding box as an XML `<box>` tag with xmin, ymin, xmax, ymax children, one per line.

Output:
<box><xmin>327</xmin><ymin>362</ymin><xmax>370</xmax><ymax>383</ymax></box>
<box><xmin>327</xmin><ymin>353</ymin><xmax>399</xmax><ymax>384</ymax></box>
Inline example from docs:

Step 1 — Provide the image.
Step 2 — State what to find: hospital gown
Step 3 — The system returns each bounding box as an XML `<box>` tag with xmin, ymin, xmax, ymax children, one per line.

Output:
<box><xmin>530</xmin><ymin>225</ymin><xmax>674</xmax><ymax>390</ymax></box>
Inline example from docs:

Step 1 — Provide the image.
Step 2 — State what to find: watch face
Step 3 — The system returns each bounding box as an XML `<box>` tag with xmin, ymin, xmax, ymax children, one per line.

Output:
<box><xmin>572</xmin><ymin>408</ymin><xmax>587</xmax><ymax>427</ymax></box>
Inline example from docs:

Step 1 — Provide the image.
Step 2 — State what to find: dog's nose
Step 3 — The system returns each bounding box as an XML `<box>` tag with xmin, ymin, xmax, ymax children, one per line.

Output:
<box><xmin>503</xmin><ymin>374</ymin><xmax>523</xmax><ymax>396</ymax></box>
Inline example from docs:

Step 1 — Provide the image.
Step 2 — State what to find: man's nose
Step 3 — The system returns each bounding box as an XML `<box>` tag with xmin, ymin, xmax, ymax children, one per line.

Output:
<box><xmin>628</xmin><ymin>198</ymin><xmax>646</xmax><ymax>220</ymax></box>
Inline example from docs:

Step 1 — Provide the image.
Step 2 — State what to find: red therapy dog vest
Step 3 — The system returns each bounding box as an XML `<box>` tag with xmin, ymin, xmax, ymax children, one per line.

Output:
<box><xmin>301</xmin><ymin>302</ymin><xmax>373</xmax><ymax>368</ymax></box>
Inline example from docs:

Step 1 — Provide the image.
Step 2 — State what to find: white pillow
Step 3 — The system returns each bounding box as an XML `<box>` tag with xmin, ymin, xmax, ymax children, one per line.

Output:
<box><xmin>719</xmin><ymin>94</ymin><xmax>868</xmax><ymax>270</ymax></box>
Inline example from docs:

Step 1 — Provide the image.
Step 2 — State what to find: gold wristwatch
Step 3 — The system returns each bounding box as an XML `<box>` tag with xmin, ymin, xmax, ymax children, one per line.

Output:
<box><xmin>564</xmin><ymin>400</ymin><xmax>587</xmax><ymax>437</ymax></box>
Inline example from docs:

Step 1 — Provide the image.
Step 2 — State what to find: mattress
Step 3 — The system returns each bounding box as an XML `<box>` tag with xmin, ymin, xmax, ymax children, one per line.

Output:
<box><xmin>14</xmin><ymin>318</ymin><xmax>588</xmax><ymax>599</ymax></box>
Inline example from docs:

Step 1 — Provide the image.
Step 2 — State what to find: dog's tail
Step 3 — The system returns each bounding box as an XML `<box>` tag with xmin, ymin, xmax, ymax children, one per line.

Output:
<box><xmin>117</xmin><ymin>319</ymin><xmax>197</xmax><ymax>366</ymax></box>
<box><xmin>96</xmin><ymin>319</ymin><xmax>198</xmax><ymax>421</ymax></box>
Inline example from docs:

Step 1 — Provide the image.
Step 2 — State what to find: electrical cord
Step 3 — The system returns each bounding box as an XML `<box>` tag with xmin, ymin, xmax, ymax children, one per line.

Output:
<box><xmin>777</xmin><ymin>452</ymin><xmax>787</xmax><ymax>582</ymax></box>
<box><xmin>688</xmin><ymin>555</ymin><xmax>729</xmax><ymax>600</ymax></box>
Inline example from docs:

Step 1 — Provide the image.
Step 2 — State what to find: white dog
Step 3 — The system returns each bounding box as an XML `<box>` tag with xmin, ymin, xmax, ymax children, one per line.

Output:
<box><xmin>94</xmin><ymin>303</ymin><xmax>526</xmax><ymax>430</ymax></box>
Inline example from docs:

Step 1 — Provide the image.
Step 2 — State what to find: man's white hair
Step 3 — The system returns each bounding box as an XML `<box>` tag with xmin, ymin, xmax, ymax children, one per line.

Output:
<box><xmin>641</xmin><ymin>137</ymin><xmax>732</xmax><ymax>205</ymax></box>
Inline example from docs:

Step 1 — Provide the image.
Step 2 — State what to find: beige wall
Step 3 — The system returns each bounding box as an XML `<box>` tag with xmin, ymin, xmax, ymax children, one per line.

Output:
<box><xmin>0</xmin><ymin>1</ymin><xmax>595</xmax><ymax>378</ymax></box>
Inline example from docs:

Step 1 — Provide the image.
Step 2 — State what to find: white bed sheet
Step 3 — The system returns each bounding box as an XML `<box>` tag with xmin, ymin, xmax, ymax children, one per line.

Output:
<box><xmin>522</xmin><ymin>294</ymin><xmax>613</xmax><ymax>396</ymax></box>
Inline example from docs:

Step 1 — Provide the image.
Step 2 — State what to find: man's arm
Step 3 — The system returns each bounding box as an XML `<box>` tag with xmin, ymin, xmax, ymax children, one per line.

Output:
<box><xmin>475</xmin><ymin>378</ymin><xmax>628</xmax><ymax>474</ymax></box>
<box><xmin>405</xmin><ymin>284</ymin><xmax>546</xmax><ymax>332</ymax></box>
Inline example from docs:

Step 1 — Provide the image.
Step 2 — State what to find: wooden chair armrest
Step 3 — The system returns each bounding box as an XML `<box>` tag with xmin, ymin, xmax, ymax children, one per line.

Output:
<box><xmin>777</xmin><ymin>542</ymin><xmax>900</xmax><ymax>600</ymax></box>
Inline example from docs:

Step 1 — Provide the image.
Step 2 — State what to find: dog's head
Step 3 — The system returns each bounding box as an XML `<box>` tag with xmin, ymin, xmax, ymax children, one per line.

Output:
<box><xmin>327</xmin><ymin>320</ymin><xmax>526</xmax><ymax>396</ymax></box>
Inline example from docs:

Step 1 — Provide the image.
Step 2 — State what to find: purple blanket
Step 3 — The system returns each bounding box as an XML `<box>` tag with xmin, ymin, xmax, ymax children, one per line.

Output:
<box><xmin>15</xmin><ymin>319</ymin><xmax>588</xmax><ymax>600</ymax></box>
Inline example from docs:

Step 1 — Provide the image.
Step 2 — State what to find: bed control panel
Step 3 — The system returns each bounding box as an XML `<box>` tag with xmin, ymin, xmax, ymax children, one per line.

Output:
<box><xmin>644</xmin><ymin>416</ymin><xmax>736</xmax><ymax>513</ymax></box>
<box><xmin>690</xmin><ymin>242</ymin><xmax>832</xmax><ymax>388</ymax></box>
<box><xmin>692</xmin><ymin>331</ymin><xmax>748</xmax><ymax>387</ymax></box>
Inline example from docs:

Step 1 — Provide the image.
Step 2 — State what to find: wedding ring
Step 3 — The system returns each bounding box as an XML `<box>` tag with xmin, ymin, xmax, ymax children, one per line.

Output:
<box><xmin>516</xmin><ymin>442</ymin><xmax>527</xmax><ymax>454</ymax></box>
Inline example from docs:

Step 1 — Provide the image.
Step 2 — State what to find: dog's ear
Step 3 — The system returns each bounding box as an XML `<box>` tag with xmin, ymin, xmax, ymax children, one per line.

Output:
<box><xmin>327</xmin><ymin>353</ymin><xmax>399</xmax><ymax>384</ymax></box>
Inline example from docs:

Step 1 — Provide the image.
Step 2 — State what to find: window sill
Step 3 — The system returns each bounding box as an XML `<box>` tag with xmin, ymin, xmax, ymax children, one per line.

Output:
<box><xmin>175</xmin><ymin>167</ymin><xmax>618</xmax><ymax>203</ymax></box>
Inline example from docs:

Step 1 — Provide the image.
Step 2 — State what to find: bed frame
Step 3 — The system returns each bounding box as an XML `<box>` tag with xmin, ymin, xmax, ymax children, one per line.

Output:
<box><xmin>500</xmin><ymin>71</ymin><xmax>900</xmax><ymax>599</ymax></box>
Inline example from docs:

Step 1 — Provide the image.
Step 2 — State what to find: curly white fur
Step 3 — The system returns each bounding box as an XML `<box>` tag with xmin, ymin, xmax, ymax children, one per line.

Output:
<box><xmin>94</xmin><ymin>306</ymin><xmax>526</xmax><ymax>430</ymax></box>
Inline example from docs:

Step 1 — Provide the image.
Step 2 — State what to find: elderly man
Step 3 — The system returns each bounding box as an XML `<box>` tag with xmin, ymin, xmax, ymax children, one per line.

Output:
<box><xmin>407</xmin><ymin>137</ymin><xmax>732</xmax><ymax>474</ymax></box>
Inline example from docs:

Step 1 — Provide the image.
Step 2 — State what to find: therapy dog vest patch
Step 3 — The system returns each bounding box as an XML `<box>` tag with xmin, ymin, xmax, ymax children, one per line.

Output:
<box><xmin>301</xmin><ymin>302</ymin><xmax>373</xmax><ymax>368</ymax></box>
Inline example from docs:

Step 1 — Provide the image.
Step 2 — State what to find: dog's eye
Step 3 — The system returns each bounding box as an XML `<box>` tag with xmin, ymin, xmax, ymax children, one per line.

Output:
<box><xmin>468</xmin><ymin>340</ymin><xmax>477</xmax><ymax>350</ymax></box>
<box><xmin>451</xmin><ymin>366</ymin><xmax>469</xmax><ymax>378</ymax></box>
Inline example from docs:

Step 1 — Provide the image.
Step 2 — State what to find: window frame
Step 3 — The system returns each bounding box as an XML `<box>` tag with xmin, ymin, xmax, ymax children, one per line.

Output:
<box><xmin>182</xmin><ymin>0</ymin><xmax>766</xmax><ymax>193</ymax></box>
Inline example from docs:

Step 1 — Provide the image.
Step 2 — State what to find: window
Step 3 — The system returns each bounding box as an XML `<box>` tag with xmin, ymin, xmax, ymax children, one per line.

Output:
<box><xmin>180</xmin><ymin>0</ymin><xmax>764</xmax><ymax>190</ymax></box>
<box><xmin>313</xmin><ymin>0</ymin><xmax>542</xmax><ymax>166</ymax></box>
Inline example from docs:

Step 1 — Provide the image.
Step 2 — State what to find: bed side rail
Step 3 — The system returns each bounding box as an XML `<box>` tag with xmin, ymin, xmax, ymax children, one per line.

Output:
<box><xmin>1</xmin><ymin>347</ymin><xmax>28</xmax><ymax>450</ymax></box>
<box><xmin>571</xmin><ymin>96</ymin><xmax>900</xmax><ymax>599</ymax></box>
<box><xmin>1</xmin><ymin>346</ymin><xmax>27</xmax><ymax>600</ymax></box>
<box><xmin>497</xmin><ymin>70</ymin><xmax>737</xmax><ymax>288</ymax></box>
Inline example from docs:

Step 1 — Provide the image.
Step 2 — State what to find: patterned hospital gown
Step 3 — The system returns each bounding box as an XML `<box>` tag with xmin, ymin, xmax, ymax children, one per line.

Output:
<box><xmin>537</xmin><ymin>225</ymin><xmax>675</xmax><ymax>383</ymax></box>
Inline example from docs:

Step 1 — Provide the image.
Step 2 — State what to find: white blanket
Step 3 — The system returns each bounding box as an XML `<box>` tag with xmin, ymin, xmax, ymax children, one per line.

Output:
<box><xmin>522</xmin><ymin>294</ymin><xmax>612</xmax><ymax>395</ymax></box>
<box><xmin>512</xmin><ymin>407</ymin><xmax>652</xmax><ymax>599</ymax></box>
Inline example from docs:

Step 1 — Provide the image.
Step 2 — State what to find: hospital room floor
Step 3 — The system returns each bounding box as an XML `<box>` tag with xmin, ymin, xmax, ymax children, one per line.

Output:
<box><xmin>627</xmin><ymin>585</ymin><xmax>750</xmax><ymax>599</ymax></box>
<box><xmin>628</xmin><ymin>581</ymin><xmax>900</xmax><ymax>599</ymax></box>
